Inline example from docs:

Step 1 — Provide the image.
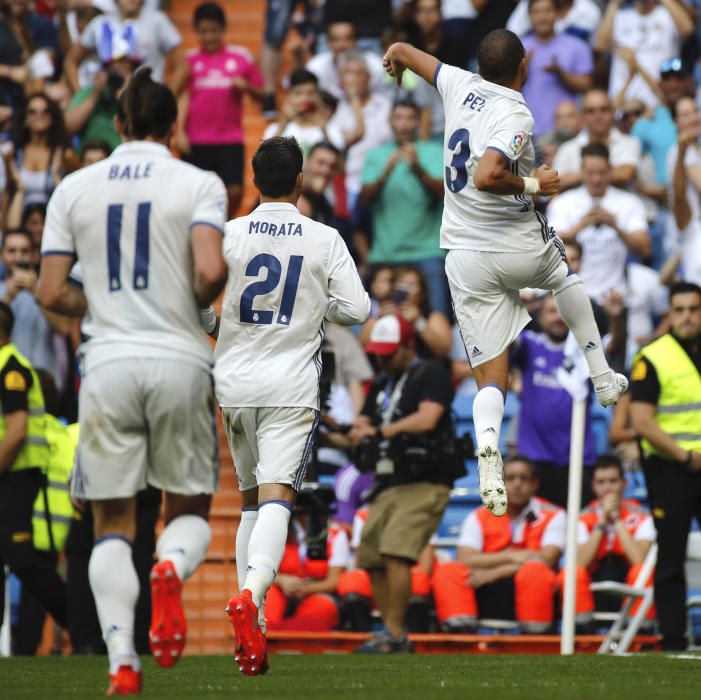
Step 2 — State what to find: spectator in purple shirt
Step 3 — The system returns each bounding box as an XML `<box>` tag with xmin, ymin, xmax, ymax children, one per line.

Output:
<box><xmin>522</xmin><ymin>0</ymin><xmax>594</xmax><ymax>138</ymax></box>
<box><xmin>511</xmin><ymin>294</ymin><xmax>596</xmax><ymax>507</ymax></box>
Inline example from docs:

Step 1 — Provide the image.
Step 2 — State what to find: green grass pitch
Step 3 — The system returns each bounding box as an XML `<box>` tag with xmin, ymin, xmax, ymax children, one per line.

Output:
<box><xmin>1</xmin><ymin>653</ymin><xmax>700</xmax><ymax>699</ymax></box>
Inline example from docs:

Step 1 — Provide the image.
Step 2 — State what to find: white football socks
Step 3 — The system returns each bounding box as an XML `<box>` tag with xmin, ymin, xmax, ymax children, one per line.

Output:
<box><xmin>243</xmin><ymin>501</ymin><xmax>292</xmax><ymax>609</ymax></box>
<box><xmin>553</xmin><ymin>275</ymin><xmax>610</xmax><ymax>381</ymax></box>
<box><xmin>89</xmin><ymin>537</ymin><xmax>141</xmax><ymax>674</ymax></box>
<box><xmin>473</xmin><ymin>385</ymin><xmax>505</xmax><ymax>452</ymax></box>
<box><xmin>156</xmin><ymin>514</ymin><xmax>211</xmax><ymax>581</ymax></box>
<box><xmin>235</xmin><ymin>508</ymin><xmax>258</xmax><ymax>592</ymax></box>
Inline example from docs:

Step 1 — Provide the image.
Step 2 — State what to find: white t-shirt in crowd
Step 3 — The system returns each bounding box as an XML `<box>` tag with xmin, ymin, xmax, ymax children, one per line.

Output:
<box><xmin>306</xmin><ymin>50</ymin><xmax>386</xmax><ymax>100</ymax></box>
<box><xmin>507</xmin><ymin>0</ymin><xmax>601</xmax><ymax>40</ymax></box>
<box><xmin>553</xmin><ymin>128</ymin><xmax>641</xmax><ymax>179</ymax></box>
<box><xmin>608</xmin><ymin>5</ymin><xmax>681</xmax><ymax>108</ymax></box>
<box><xmin>546</xmin><ymin>185</ymin><xmax>648</xmax><ymax>303</ymax></box>
<box><xmin>626</xmin><ymin>262</ymin><xmax>669</xmax><ymax>365</ymax></box>
<box><xmin>442</xmin><ymin>0</ymin><xmax>477</xmax><ymax>20</ymax></box>
<box><xmin>214</xmin><ymin>202</ymin><xmax>370</xmax><ymax>410</ymax></box>
<box><xmin>328</xmin><ymin>92</ymin><xmax>393</xmax><ymax>195</ymax></box>
<box><xmin>41</xmin><ymin>141</ymin><xmax>227</xmax><ymax>370</ymax></box>
<box><xmin>435</xmin><ymin>63</ymin><xmax>553</xmax><ymax>253</ymax></box>
<box><xmin>79</xmin><ymin>9</ymin><xmax>181</xmax><ymax>83</ymax></box>
<box><xmin>263</xmin><ymin>121</ymin><xmax>345</xmax><ymax>156</ymax></box>
<box><xmin>458</xmin><ymin>497</ymin><xmax>567</xmax><ymax>550</ymax></box>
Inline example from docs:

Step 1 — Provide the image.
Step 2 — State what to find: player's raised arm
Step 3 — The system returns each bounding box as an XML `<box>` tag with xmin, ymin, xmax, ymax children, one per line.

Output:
<box><xmin>473</xmin><ymin>150</ymin><xmax>560</xmax><ymax>197</ymax></box>
<box><xmin>383</xmin><ymin>42</ymin><xmax>440</xmax><ymax>88</ymax></box>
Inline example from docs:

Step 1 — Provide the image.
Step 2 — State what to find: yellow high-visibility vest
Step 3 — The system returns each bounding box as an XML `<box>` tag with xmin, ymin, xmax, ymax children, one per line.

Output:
<box><xmin>635</xmin><ymin>334</ymin><xmax>701</xmax><ymax>458</ymax></box>
<box><xmin>0</xmin><ymin>343</ymin><xmax>49</xmax><ymax>471</ymax></box>
<box><xmin>32</xmin><ymin>417</ymin><xmax>77</xmax><ymax>552</ymax></box>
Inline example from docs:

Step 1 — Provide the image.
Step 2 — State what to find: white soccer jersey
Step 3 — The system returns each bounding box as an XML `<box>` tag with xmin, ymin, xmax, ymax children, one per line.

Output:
<box><xmin>214</xmin><ymin>202</ymin><xmax>370</xmax><ymax>410</ymax></box>
<box><xmin>435</xmin><ymin>63</ymin><xmax>553</xmax><ymax>253</ymax></box>
<box><xmin>42</xmin><ymin>141</ymin><xmax>227</xmax><ymax>369</ymax></box>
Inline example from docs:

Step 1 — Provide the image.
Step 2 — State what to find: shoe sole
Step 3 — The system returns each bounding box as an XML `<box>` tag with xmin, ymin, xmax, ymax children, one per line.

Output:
<box><xmin>478</xmin><ymin>448</ymin><xmax>507</xmax><ymax>517</ymax></box>
<box><xmin>226</xmin><ymin>594</ymin><xmax>268</xmax><ymax>677</ymax></box>
<box><xmin>149</xmin><ymin>562</ymin><xmax>186</xmax><ymax>668</ymax></box>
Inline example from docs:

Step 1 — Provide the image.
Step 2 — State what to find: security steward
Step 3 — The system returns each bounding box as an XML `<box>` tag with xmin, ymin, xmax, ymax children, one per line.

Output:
<box><xmin>14</xmin><ymin>370</ymin><xmax>76</xmax><ymax>655</ymax></box>
<box><xmin>343</xmin><ymin>314</ymin><xmax>460</xmax><ymax>653</ymax></box>
<box><xmin>0</xmin><ymin>302</ymin><xmax>68</xmax><ymax>633</ymax></box>
<box><xmin>630</xmin><ymin>281</ymin><xmax>701</xmax><ymax>651</ymax></box>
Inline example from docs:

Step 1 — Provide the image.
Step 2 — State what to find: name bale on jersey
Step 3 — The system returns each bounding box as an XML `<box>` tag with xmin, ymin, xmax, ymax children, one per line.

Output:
<box><xmin>108</xmin><ymin>162</ymin><xmax>154</xmax><ymax>180</ymax></box>
<box><xmin>248</xmin><ymin>221</ymin><xmax>303</xmax><ymax>237</ymax></box>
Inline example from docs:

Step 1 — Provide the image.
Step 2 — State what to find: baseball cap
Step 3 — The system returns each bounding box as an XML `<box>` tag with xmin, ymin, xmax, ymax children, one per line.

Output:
<box><xmin>660</xmin><ymin>58</ymin><xmax>689</xmax><ymax>78</ymax></box>
<box><xmin>365</xmin><ymin>314</ymin><xmax>415</xmax><ymax>356</ymax></box>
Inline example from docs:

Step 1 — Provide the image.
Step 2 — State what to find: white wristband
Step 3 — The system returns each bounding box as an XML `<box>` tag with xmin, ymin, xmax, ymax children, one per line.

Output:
<box><xmin>414</xmin><ymin>316</ymin><xmax>428</xmax><ymax>333</ymax></box>
<box><xmin>522</xmin><ymin>177</ymin><xmax>540</xmax><ymax>196</ymax></box>
<box><xmin>199</xmin><ymin>306</ymin><xmax>217</xmax><ymax>334</ymax></box>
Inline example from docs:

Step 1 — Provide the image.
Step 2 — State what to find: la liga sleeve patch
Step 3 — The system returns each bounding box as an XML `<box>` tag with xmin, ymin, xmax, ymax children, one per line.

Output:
<box><xmin>508</xmin><ymin>132</ymin><xmax>526</xmax><ymax>158</ymax></box>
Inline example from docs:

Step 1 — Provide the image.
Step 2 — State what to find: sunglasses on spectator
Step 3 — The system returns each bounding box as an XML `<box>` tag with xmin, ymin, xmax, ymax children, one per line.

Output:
<box><xmin>27</xmin><ymin>107</ymin><xmax>50</xmax><ymax>116</ymax></box>
<box><xmin>622</xmin><ymin>107</ymin><xmax>644</xmax><ymax>119</ymax></box>
<box><xmin>660</xmin><ymin>58</ymin><xmax>687</xmax><ymax>78</ymax></box>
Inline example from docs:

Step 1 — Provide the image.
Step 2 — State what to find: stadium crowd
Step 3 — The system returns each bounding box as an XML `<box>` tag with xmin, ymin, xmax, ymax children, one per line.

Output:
<box><xmin>1</xmin><ymin>0</ymin><xmax>701</xmax><ymax>656</ymax></box>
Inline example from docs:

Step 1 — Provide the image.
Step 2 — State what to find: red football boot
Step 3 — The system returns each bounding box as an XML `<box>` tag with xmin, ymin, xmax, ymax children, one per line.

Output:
<box><xmin>106</xmin><ymin>665</ymin><xmax>143</xmax><ymax>696</ymax></box>
<box><xmin>149</xmin><ymin>560</ymin><xmax>186</xmax><ymax>668</ymax></box>
<box><xmin>226</xmin><ymin>590</ymin><xmax>268</xmax><ymax>676</ymax></box>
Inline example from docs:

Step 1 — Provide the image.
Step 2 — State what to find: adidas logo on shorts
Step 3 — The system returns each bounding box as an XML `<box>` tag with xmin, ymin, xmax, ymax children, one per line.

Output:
<box><xmin>471</xmin><ymin>346</ymin><xmax>482</xmax><ymax>358</ymax></box>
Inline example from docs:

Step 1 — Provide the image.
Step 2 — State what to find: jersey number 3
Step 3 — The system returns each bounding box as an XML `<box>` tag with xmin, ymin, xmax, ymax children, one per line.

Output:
<box><xmin>107</xmin><ymin>203</ymin><xmax>150</xmax><ymax>291</ymax></box>
<box><xmin>240</xmin><ymin>253</ymin><xmax>303</xmax><ymax>326</ymax></box>
<box><xmin>445</xmin><ymin>128</ymin><xmax>470</xmax><ymax>194</ymax></box>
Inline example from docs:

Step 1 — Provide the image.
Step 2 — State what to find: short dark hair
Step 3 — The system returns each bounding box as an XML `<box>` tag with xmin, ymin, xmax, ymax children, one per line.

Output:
<box><xmin>564</xmin><ymin>238</ymin><xmax>583</xmax><ymax>256</ymax></box>
<box><xmin>308</xmin><ymin>141</ymin><xmax>341</xmax><ymax>160</ymax></box>
<box><xmin>253</xmin><ymin>137</ymin><xmax>304</xmax><ymax>198</ymax></box>
<box><xmin>477</xmin><ymin>29</ymin><xmax>525</xmax><ymax>85</ymax></box>
<box><xmin>2</xmin><ymin>229</ymin><xmax>33</xmax><ymax>250</ymax></box>
<box><xmin>289</xmin><ymin>69</ymin><xmax>318</xmax><ymax>89</ymax></box>
<box><xmin>21</xmin><ymin>203</ymin><xmax>46</xmax><ymax>227</ymax></box>
<box><xmin>194</xmin><ymin>1</ymin><xmax>225</xmax><ymax>26</ymax></box>
<box><xmin>670</xmin><ymin>280</ymin><xmax>701</xmax><ymax>301</ymax></box>
<box><xmin>593</xmin><ymin>454</ymin><xmax>624</xmax><ymax>479</ymax></box>
<box><xmin>118</xmin><ymin>67</ymin><xmax>177</xmax><ymax>140</ymax></box>
<box><xmin>504</xmin><ymin>454</ymin><xmax>538</xmax><ymax>478</ymax></box>
<box><xmin>392</xmin><ymin>98</ymin><xmax>419</xmax><ymax>115</ymax></box>
<box><xmin>81</xmin><ymin>139</ymin><xmax>112</xmax><ymax>159</ymax></box>
<box><xmin>0</xmin><ymin>301</ymin><xmax>14</xmax><ymax>338</ymax></box>
<box><xmin>528</xmin><ymin>0</ymin><xmax>555</xmax><ymax>9</ymax></box>
<box><xmin>581</xmin><ymin>142</ymin><xmax>610</xmax><ymax>162</ymax></box>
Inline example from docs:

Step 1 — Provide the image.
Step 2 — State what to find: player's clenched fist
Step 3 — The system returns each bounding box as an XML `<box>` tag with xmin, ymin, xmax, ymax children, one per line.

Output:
<box><xmin>534</xmin><ymin>164</ymin><xmax>560</xmax><ymax>196</ymax></box>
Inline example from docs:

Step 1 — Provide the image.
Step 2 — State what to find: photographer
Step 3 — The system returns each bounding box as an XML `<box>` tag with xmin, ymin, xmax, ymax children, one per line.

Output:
<box><xmin>64</xmin><ymin>52</ymin><xmax>138</xmax><ymax>154</ymax></box>
<box><xmin>0</xmin><ymin>229</ymin><xmax>69</xmax><ymax>389</ymax></box>
<box><xmin>342</xmin><ymin>314</ymin><xmax>456</xmax><ymax>653</ymax></box>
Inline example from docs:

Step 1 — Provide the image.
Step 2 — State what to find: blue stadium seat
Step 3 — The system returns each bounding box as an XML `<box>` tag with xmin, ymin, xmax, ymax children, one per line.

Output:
<box><xmin>436</xmin><ymin>501</ymin><xmax>474</xmax><ymax>542</ymax></box>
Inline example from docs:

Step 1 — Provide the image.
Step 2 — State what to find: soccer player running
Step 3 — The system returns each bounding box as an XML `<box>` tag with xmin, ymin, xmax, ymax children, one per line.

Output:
<box><xmin>213</xmin><ymin>136</ymin><xmax>370</xmax><ymax>676</ymax></box>
<box><xmin>37</xmin><ymin>68</ymin><xmax>228</xmax><ymax>695</ymax></box>
<box><xmin>383</xmin><ymin>30</ymin><xmax>627</xmax><ymax>517</ymax></box>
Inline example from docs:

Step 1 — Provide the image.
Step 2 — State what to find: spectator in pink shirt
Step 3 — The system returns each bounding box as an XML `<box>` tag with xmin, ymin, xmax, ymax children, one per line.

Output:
<box><xmin>176</xmin><ymin>2</ymin><xmax>264</xmax><ymax>215</ymax></box>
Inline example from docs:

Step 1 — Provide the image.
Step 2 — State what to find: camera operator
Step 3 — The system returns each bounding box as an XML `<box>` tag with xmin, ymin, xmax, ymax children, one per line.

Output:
<box><xmin>63</xmin><ymin>49</ymin><xmax>139</xmax><ymax>154</ymax></box>
<box><xmin>342</xmin><ymin>314</ymin><xmax>457</xmax><ymax>653</ymax></box>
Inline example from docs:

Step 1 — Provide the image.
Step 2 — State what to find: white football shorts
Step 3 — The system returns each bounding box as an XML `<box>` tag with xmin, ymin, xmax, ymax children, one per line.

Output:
<box><xmin>73</xmin><ymin>357</ymin><xmax>219</xmax><ymax>499</ymax></box>
<box><xmin>446</xmin><ymin>238</ymin><xmax>568</xmax><ymax>367</ymax></box>
<box><xmin>221</xmin><ymin>406</ymin><xmax>319</xmax><ymax>492</ymax></box>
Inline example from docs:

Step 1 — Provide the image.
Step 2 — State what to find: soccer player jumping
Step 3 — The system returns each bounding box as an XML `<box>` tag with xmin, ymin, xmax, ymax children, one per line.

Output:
<box><xmin>383</xmin><ymin>30</ymin><xmax>627</xmax><ymax>517</ymax></box>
